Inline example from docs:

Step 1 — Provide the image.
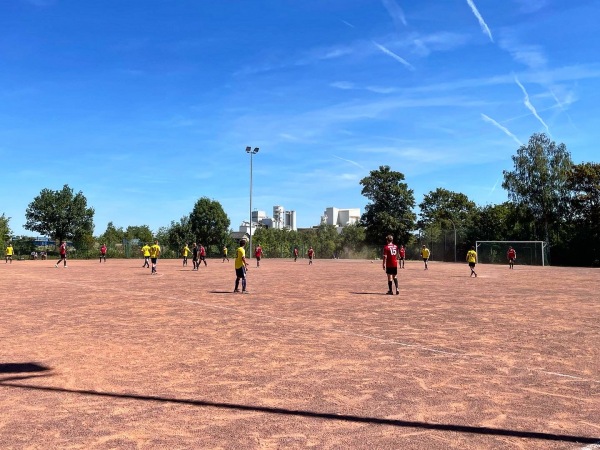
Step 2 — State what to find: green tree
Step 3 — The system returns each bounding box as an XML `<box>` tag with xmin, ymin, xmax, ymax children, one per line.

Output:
<box><xmin>360</xmin><ymin>166</ymin><xmax>416</xmax><ymax>246</ymax></box>
<box><xmin>98</xmin><ymin>222</ymin><xmax>125</xmax><ymax>247</ymax></box>
<box><xmin>124</xmin><ymin>225</ymin><xmax>154</xmax><ymax>244</ymax></box>
<box><xmin>566</xmin><ymin>162</ymin><xmax>600</xmax><ymax>264</ymax></box>
<box><xmin>418</xmin><ymin>188</ymin><xmax>476</xmax><ymax>227</ymax></box>
<box><xmin>338</xmin><ymin>223</ymin><xmax>366</xmax><ymax>257</ymax></box>
<box><xmin>0</xmin><ymin>213</ymin><xmax>11</xmax><ymax>248</ymax></box>
<box><xmin>189</xmin><ymin>197</ymin><xmax>231</xmax><ymax>253</ymax></box>
<box><xmin>24</xmin><ymin>185</ymin><xmax>95</xmax><ymax>243</ymax></box>
<box><xmin>502</xmin><ymin>133</ymin><xmax>573</xmax><ymax>244</ymax></box>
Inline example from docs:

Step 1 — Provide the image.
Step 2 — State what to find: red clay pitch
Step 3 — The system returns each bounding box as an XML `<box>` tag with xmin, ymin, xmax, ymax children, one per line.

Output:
<box><xmin>1</xmin><ymin>258</ymin><xmax>598</xmax><ymax>449</ymax></box>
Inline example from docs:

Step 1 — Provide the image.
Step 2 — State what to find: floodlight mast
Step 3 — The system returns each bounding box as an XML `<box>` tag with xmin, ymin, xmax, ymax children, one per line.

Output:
<box><xmin>246</xmin><ymin>146</ymin><xmax>259</xmax><ymax>254</ymax></box>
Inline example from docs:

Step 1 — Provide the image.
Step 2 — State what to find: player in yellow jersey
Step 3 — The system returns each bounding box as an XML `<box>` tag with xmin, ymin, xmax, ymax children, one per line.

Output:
<box><xmin>420</xmin><ymin>245</ymin><xmax>430</xmax><ymax>270</ymax></box>
<box><xmin>234</xmin><ymin>238</ymin><xmax>249</xmax><ymax>293</ymax></box>
<box><xmin>222</xmin><ymin>245</ymin><xmax>229</xmax><ymax>262</ymax></box>
<box><xmin>466</xmin><ymin>245</ymin><xmax>478</xmax><ymax>277</ymax></box>
<box><xmin>141</xmin><ymin>243</ymin><xmax>151</xmax><ymax>268</ymax></box>
<box><xmin>149</xmin><ymin>240</ymin><xmax>161</xmax><ymax>274</ymax></box>
<box><xmin>5</xmin><ymin>243</ymin><xmax>14</xmax><ymax>264</ymax></box>
<box><xmin>182</xmin><ymin>243</ymin><xmax>190</xmax><ymax>267</ymax></box>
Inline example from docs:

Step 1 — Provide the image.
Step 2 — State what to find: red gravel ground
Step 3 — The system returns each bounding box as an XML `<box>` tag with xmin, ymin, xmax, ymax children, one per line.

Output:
<box><xmin>1</xmin><ymin>257</ymin><xmax>599</xmax><ymax>449</ymax></box>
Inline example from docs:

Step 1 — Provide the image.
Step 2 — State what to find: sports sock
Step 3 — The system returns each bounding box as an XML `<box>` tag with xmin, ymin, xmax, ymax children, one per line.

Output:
<box><xmin>388</xmin><ymin>280</ymin><xmax>392</xmax><ymax>291</ymax></box>
<box><xmin>394</xmin><ymin>279</ymin><xmax>398</xmax><ymax>289</ymax></box>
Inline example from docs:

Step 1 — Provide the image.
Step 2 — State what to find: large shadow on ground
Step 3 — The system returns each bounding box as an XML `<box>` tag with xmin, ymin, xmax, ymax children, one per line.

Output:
<box><xmin>0</xmin><ymin>375</ymin><xmax>597</xmax><ymax>445</ymax></box>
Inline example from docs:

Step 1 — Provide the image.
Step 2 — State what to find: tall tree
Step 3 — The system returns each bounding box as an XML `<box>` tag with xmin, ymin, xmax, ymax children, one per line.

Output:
<box><xmin>0</xmin><ymin>213</ymin><xmax>11</xmax><ymax>244</ymax></box>
<box><xmin>502</xmin><ymin>133</ymin><xmax>572</xmax><ymax>243</ymax></box>
<box><xmin>360</xmin><ymin>166</ymin><xmax>416</xmax><ymax>246</ymax></box>
<box><xmin>418</xmin><ymin>188</ymin><xmax>476</xmax><ymax>228</ymax></box>
<box><xmin>24</xmin><ymin>185</ymin><xmax>95</xmax><ymax>242</ymax></box>
<box><xmin>98</xmin><ymin>221</ymin><xmax>124</xmax><ymax>246</ymax></box>
<box><xmin>189</xmin><ymin>197</ymin><xmax>231</xmax><ymax>251</ymax></box>
<box><xmin>566</xmin><ymin>162</ymin><xmax>600</xmax><ymax>264</ymax></box>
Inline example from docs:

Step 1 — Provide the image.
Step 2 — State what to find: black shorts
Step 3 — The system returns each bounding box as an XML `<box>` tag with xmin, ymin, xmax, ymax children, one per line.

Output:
<box><xmin>469</xmin><ymin>262</ymin><xmax>476</xmax><ymax>268</ymax></box>
<box><xmin>151</xmin><ymin>258</ymin><xmax>157</xmax><ymax>264</ymax></box>
<box><xmin>256</xmin><ymin>256</ymin><xmax>261</xmax><ymax>261</ymax></box>
<box><xmin>235</xmin><ymin>267</ymin><xmax>246</xmax><ymax>278</ymax></box>
<box><xmin>509</xmin><ymin>258</ymin><xmax>515</xmax><ymax>263</ymax></box>
<box><xmin>386</xmin><ymin>267</ymin><xmax>398</xmax><ymax>276</ymax></box>
<box><xmin>200</xmin><ymin>255</ymin><xmax>206</xmax><ymax>261</ymax></box>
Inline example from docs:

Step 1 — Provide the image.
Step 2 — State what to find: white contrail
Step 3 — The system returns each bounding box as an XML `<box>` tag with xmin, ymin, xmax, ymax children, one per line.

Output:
<box><xmin>481</xmin><ymin>113</ymin><xmax>523</xmax><ymax>146</ymax></box>
<box><xmin>466</xmin><ymin>0</ymin><xmax>494</xmax><ymax>42</ymax></box>
<box><xmin>372</xmin><ymin>41</ymin><xmax>414</xmax><ymax>70</ymax></box>
<box><xmin>514</xmin><ymin>77</ymin><xmax>550</xmax><ymax>134</ymax></box>
<box><xmin>381</xmin><ymin>0</ymin><xmax>407</xmax><ymax>27</ymax></box>
<box><xmin>340</xmin><ymin>19</ymin><xmax>355</xmax><ymax>28</ymax></box>
<box><xmin>333</xmin><ymin>155</ymin><xmax>365</xmax><ymax>169</ymax></box>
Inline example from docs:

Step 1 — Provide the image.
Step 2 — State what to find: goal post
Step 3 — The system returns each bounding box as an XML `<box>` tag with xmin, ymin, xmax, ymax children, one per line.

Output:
<box><xmin>475</xmin><ymin>241</ymin><xmax>549</xmax><ymax>266</ymax></box>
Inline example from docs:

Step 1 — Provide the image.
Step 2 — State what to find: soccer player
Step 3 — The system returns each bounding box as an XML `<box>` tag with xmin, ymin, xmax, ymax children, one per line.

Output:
<box><xmin>255</xmin><ymin>244</ymin><xmax>263</xmax><ymax>268</ymax></box>
<box><xmin>466</xmin><ymin>245</ymin><xmax>478</xmax><ymax>277</ymax></box>
<box><xmin>100</xmin><ymin>243</ymin><xmax>107</xmax><ymax>263</ymax></box>
<box><xmin>507</xmin><ymin>246</ymin><xmax>517</xmax><ymax>269</ymax></box>
<box><xmin>307</xmin><ymin>246</ymin><xmax>314</xmax><ymax>265</ymax></box>
<box><xmin>55</xmin><ymin>241</ymin><xmax>67</xmax><ymax>268</ymax></box>
<box><xmin>182</xmin><ymin>243</ymin><xmax>190</xmax><ymax>267</ymax></box>
<box><xmin>234</xmin><ymin>238</ymin><xmax>249</xmax><ymax>294</ymax></box>
<box><xmin>149</xmin><ymin>240</ymin><xmax>161</xmax><ymax>274</ymax></box>
<box><xmin>191</xmin><ymin>243</ymin><xmax>199</xmax><ymax>270</ymax></box>
<box><xmin>382</xmin><ymin>235</ymin><xmax>400</xmax><ymax>295</ymax></box>
<box><xmin>141</xmin><ymin>243</ymin><xmax>151</xmax><ymax>268</ymax></box>
<box><xmin>293</xmin><ymin>247</ymin><xmax>299</xmax><ymax>262</ymax></box>
<box><xmin>5</xmin><ymin>243</ymin><xmax>14</xmax><ymax>264</ymax></box>
<box><xmin>199</xmin><ymin>244</ymin><xmax>207</xmax><ymax>266</ymax></box>
<box><xmin>399</xmin><ymin>244</ymin><xmax>406</xmax><ymax>269</ymax></box>
<box><xmin>420</xmin><ymin>244</ymin><xmax>430</xmax><ymax>270</ymax></box>
<box><xmin>222</xmin><ymin>246</ymin><xmax>229</xmax><ymax>262</ymax></box>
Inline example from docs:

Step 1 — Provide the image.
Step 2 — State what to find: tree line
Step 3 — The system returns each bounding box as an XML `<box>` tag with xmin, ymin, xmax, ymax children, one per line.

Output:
<box><xmin>1</xmin><ymin>133</ymin><xmax>598</xmax><ymax>266</ymax></box>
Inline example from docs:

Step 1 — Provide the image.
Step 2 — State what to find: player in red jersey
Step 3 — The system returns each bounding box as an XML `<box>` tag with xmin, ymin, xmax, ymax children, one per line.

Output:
<box><xmin>254</xmin><ymin>244</ymin><xmax>263</xmax><ymax>268</ymax></box>
<box><xmin>382</xmin><ymin>235</ymin><xmax>400</xmax><ymax>295</ymax></box>
<box><xmin>399</xmin><ymin>244</ymin><xmax>406</xmax><ymax>269</ymax></box>
<box><xmin>307</xmin><ymin>246</ymin><xmax>314</xmax><ymax>265</ymax></box>
<box><xmin>199</xmin><ymin>244</ymin><xmax>207</xmax><ymax>267</ymax></box>
<box><xmin>100</xmin><ymin>243</ymin><xmax>107</xmax><ymax>263</ymax></box>
<box><xmin>293</xmin><ymin>247</ymin><xmax>299</xmax><ymax>262</ymax></box>
<box><xmin>55</xmin><ymin>241</ymin><xmax>67</xmax><ymax>268</ymax></box>
<box><xmin>507</xmin><ymin>246</ymin><xmax>517</xmax><ymax>269</ymax></box>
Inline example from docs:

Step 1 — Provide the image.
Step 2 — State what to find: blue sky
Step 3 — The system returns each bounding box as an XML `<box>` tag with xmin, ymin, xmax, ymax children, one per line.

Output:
<box><xmin>2</xmin><ymin>0</ymin><xmax>600</xmax><ymax>236</ymax></box>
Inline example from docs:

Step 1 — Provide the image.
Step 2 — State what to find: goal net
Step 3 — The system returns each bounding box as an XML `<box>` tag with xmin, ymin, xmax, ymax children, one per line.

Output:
<box><xmin>475</xmin><ymin>241</ymin><xmax>548</xmax><ymax>266</ymax></box>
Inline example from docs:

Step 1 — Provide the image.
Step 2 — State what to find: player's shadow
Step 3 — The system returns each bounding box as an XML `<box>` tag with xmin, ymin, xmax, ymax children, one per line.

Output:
<box><xmin>0</xmin><ymin>362</ymin><xmax>53</xmax><ymax>383</ymax></box>
<box><xmin>210</xmin><ymin>290</ymin><xmax>235</xmax><ymax>294</ymax></box>
<box><xmin>351</xmin><ymin>292</ymin><xmax>394</xmax><ymax>296</ymax></box>
<box><xmin>0</xmin><ymin>380</ymin><xmax>597</xmax><ymax>445</ymax></box>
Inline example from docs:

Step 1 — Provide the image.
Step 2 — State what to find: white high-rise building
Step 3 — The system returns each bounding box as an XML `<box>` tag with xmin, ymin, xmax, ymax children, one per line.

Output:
<box><xmin>240</xmin><ymin>205</ymin><xmax>297</xmax><ymax>231</ymax></box>
<box><xmin>323</xmin><ymin>207</ymin><xmax>361</xmax><ymax>231</ymax></box>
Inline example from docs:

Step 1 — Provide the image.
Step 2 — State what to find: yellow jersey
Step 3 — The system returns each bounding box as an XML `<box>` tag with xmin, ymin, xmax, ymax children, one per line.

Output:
<box><xmin>421</xmin><ymin>248</ymin><xmax>430</xmax><ymax>259</ymax></box>
<box><xmin>6</xmin><ymin>246</ymin><xmax>13</xmax><ymax>256</ymax></box>
<box><xmin>466</xmin><ymin>250</ymin><xmax>477</xmax><ymax>263</ymax></box>
<box><xmin>235</xmin><ymin>246</ymin><xmax>246</xmax><ymax>269</ymax></box>
<box><xmin>182</xmin><ymin>246</ymin><xmax>189</xmax><ymax>257</ymax></box>
<box><xmin>149</xmin><ymin>244</ymin><xmax>161</xmax><ymax>258</ymax></box>
<box><xmin>141</xmin><ymin>245</ymin><xmax>151</xmax><ymax>257</ymax></box>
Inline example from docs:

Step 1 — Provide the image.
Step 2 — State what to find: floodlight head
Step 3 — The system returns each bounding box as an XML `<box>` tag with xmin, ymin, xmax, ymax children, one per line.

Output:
<box><xmin>246</xmin><ymin>146</ymin><xmax>252</xmax><ymax>153</ymax></box>
<box><xmin>253</xmin><ymin>147</ymin><xmax>259</xmax><ymax>154</ymax></box>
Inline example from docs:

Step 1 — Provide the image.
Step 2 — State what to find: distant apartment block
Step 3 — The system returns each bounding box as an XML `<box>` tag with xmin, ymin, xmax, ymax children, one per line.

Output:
<box><xmin>321</xmin><ymin>207</ymin><xmax>361</xmax><ymax>231</ymax></box>
<box><xmin>239</xmin><ymin>205</ymin><xmax>297</xmax><ymax>234</ymax></box>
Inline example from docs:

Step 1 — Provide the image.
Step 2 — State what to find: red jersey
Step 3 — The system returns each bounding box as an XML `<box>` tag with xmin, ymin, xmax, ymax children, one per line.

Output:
<box><xmin>199</xmin><ymin>246</ymin><xmax>206</xmax><ymax>256</ymax></box>
<box><xmin>255</xmin><ymin>246</ymin><xmax>262</xmax><ymax>257</ymax></box>
<box><xmin>383</xmin><ymin>243</ymin><xmax>399</xmax><ymax>268</ymax></box>
<box><xmin>293</xmin><ymin>248</ymin><xmax>299</xmax><ymax>256</ymax></box>
<box><xmin>100</xmin><ymin>245</ymin><xmax>107</xmax><ymax>255</ymax></box>
<box><xmin>59</xmin><ymin>243</ymin><xmax>66</xmax><ymax>255</ymax></box>
<box><xmin>308</xmin><ymin>248</ymin><xmax>314</xmax><ymax>258</ymax></box>
<box><xmin>507</xmin><ymin>249</ymin><xmax>516</xmax><ymax>259</ymax></box>
<box><xmin>399</xmin><ymin>246</ymin><xmax>405</xmax><ymax>258</ymax></box>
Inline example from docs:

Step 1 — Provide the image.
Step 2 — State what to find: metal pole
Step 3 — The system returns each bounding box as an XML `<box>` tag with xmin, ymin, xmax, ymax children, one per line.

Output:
<box><xmin>249</xmin><ymin>150</ymin><xmax>253</xmax><ymax>255</ymax></box>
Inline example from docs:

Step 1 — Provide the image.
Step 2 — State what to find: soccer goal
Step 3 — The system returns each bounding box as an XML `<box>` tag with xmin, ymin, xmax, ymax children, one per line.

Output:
<box><xmin>475</xmin><ymin>241</ymin><xmax>549</xmax><ymax>266</ymax></box>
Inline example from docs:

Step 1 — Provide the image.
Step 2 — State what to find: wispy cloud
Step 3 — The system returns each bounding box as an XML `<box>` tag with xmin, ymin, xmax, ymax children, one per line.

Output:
<box><xmin>333</xmin><ymin>155</ymin><xmax>365</xmax><ymax>169</ymax></box>
<box><xmin>481</xmin><ymin>114</ymin><xmax>523</xmax><ymax>146</ymax></box>
<box><xmin>465</xmin><ymin>0</ymin><xmax>494</xmax><ymax>42</ymax></box>
<box><xmin>499</xmin><ymin>33</ymin><xmax>546</xmax><ymax>70</ymax></box>
<box><xmin>330</xmin><ymin>81</ymin><xmax>355</xmax><ymax>90</ymax></box>
<box><xmin>372</xmin><ymin>41</ymin><xmax>414</xmax><ymax>70</ymax></box>
<box><xmin>340</xmin><ymin>19</ymin><xmax>355</xmax><ymax>28</ymax></box>
<box><xmin>514</xmin><ymin>77</ymin><xmax>550</xmax><ymax>134</ymax></box>
<box><xmin>381</xmin><ymin>0</ymin><xmax>407</xmax><ymax>28</ymax></box>
<box><xmin>514</xmin><ymin>0</ymin><xmax>548</xmax><ymax>14</ymax></box>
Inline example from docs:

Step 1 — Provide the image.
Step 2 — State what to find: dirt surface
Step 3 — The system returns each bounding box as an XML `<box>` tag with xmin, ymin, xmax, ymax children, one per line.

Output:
<box><xmin>1</xmin><ymin>257</ymin><xmax>599</xmax><ymax>449</ymax></box>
